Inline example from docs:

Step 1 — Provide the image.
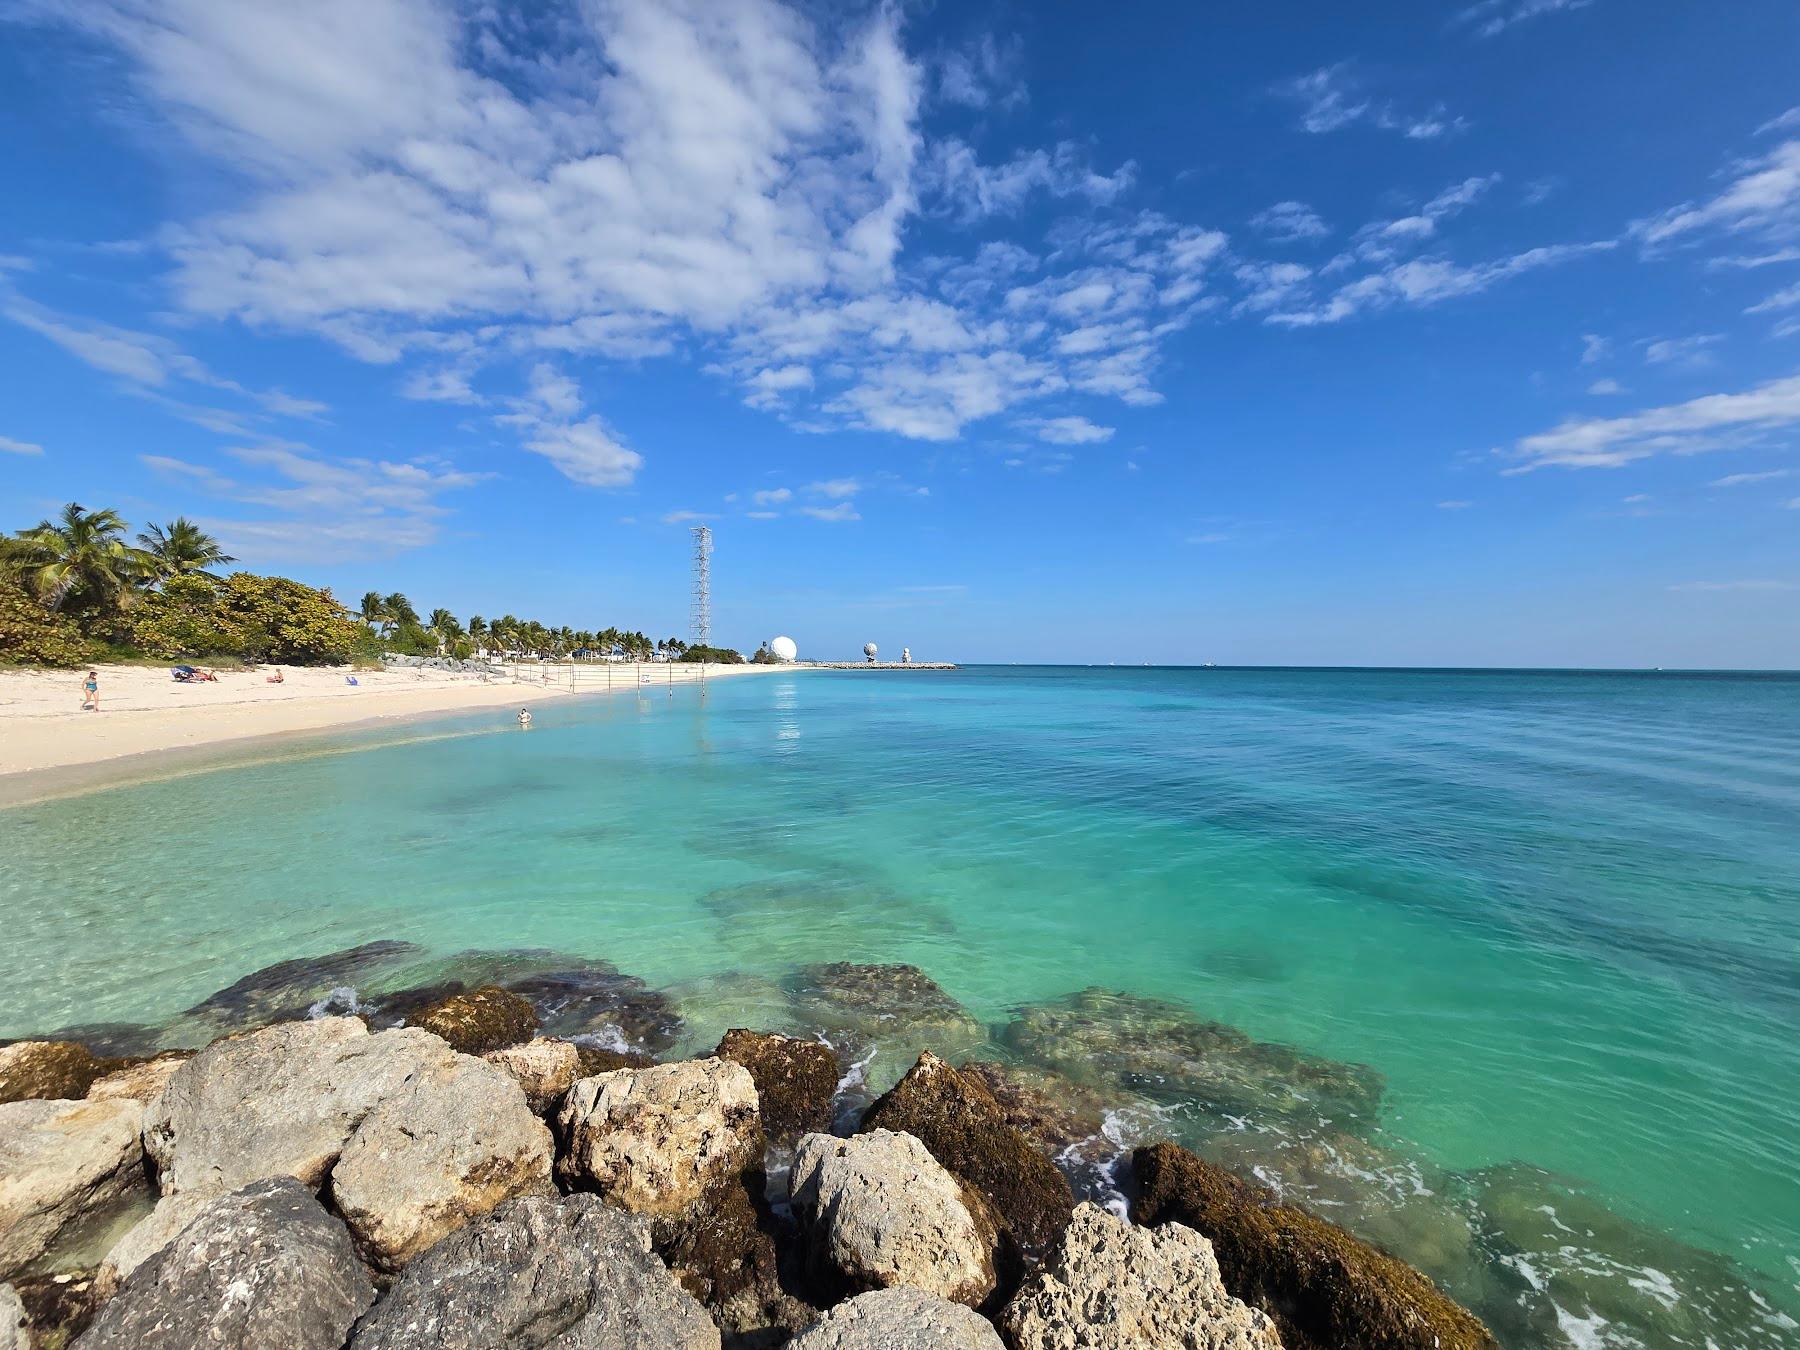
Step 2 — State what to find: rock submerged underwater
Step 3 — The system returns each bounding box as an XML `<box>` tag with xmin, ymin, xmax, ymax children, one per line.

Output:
<box><xmin>3</xmin><ymin>944</ymin><xmax>1785</xmax><ymax>1349</ymax></box>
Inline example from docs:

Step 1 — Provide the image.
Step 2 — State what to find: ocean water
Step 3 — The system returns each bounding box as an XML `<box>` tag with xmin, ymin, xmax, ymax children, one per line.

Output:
<box><xmin>3</xmin><ymin>666</ymin><xmax>1797</xmax><ymax>1347</ymax></box>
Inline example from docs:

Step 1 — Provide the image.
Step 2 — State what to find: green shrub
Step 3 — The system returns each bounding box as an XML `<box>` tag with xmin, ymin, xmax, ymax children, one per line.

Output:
<box><xmin>214</xmin><ymin>573</ymin><xmax>359</xmax><ymax>665</ymax></box>
<box><xmin>679</xmin><ymin>644</ymin><xmax>745</xmax><ymax>664</ymax></box>
<box><xmin>0</xmin><ymin>583</ymin><xmax>90</xmax><ymax>666</ymax></box>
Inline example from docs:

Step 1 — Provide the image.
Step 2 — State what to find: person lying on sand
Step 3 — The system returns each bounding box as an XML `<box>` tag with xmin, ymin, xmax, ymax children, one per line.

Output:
<box><xmin>81</xmin><ymin>670</ymin><xmax>99</xmax><ymax>711</ymax></box>
<box><xmin>265</xmin><ymin>669</ymin><xmax>284</xmax><ymax>684</ymax></box>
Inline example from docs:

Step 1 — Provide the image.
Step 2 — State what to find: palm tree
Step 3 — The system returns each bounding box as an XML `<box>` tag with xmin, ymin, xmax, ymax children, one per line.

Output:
<box><xmin>10</xmin><ymin>503</ymin><xmax>154</xmax><ymax>613</ymax></box>
<box><xmin>359</xmin><ymin>592</ymin><xmax>385</xmax><ymax>628</ymax></box>
<box><xmin>383</xmin><ymin>593</ymin><xmax>418</xmax><ymax>631</ymax></box>
<box><xmin>137</xmin><ymin>517</ymin><xmax>234</xmax><ymax>581</ymax></box>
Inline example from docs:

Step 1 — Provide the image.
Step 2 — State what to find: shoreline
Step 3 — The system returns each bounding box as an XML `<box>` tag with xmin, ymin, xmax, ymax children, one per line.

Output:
<box><xmin>0</xmin><ymin>661</ymin><xmax>786</xmax><ymax>807</ymax></box>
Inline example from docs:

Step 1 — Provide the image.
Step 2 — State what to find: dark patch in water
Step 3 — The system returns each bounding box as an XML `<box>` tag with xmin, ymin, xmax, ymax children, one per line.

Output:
<box><xmin>183</xmin><ymin>939</ymin><xmax>421</xmax><ymax>1031</ymax></box>
<box><xmin>1198</xmin><ymin>945</ymin><xmax>1289</xmax><ymax>984</ymax></box>
<box><xmin>1000</xmin><ymin>987</ymin><xmax>1383</xmax><ymax>1133</ymax></box>
<box><xmin>358</xmin><ymin>948</ymin><xmax>681</xmax><ymax>1054</ymax></box>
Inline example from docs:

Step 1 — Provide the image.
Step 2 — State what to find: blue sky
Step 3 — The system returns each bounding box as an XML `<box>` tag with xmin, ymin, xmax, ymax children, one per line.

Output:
<box><xmin>1</xmin><ymin>0</ymin><xmax>1797</xmax><ymax>666</ymax></box>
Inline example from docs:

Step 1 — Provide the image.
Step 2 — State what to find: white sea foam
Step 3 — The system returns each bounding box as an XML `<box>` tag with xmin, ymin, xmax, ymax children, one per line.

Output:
<box><xmin>306</xmin><ymin>986</ymin><xmax>367</xmax><ymax>1018</ymax></box>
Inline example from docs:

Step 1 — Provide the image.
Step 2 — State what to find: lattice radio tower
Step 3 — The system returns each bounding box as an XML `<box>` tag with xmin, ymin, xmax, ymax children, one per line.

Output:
<box><xmin>690</xmin><ymin>525</ymin><xmax>713</xmax><ymax>646</ymax></box>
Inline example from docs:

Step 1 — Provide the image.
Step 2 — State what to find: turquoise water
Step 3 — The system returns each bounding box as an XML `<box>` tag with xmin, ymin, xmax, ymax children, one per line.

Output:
<box><xmin>3</xmin><ymin>667</ymin><xmax>1797</xmax><ymax>1346</ymax></box>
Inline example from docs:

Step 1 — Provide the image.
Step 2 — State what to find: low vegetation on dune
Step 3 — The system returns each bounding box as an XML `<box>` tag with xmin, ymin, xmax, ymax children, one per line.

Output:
<box><xmin>0</xmin><ymin>502</ymin><xmax>739</xmax><ymax>668</ymax></box>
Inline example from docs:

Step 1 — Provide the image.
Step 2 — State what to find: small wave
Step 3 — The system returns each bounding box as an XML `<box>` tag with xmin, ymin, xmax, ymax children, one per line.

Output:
<box><xmin>306</xmin><ymin>986</ymin><xmax>368</xmax><ymax>1019</ymax></box>
<box><xmin>571</xmin><ymin>1025</ymin><xmax>632</xmax><ymax>1054</ymax></box>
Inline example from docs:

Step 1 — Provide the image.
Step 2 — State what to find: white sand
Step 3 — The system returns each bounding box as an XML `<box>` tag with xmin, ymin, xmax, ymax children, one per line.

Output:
<box><xmin>0</xmin><ymin>660</ymin><xmax>777</xmax><ymax>781</ymax></box>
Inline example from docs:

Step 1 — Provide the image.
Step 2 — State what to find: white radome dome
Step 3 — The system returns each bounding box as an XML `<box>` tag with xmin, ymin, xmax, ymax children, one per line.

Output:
<box><xmin>770</xmin><ymin>636</ymin><xmax>798</xmax><ymax>663</ymax></box>
<box><xmin>863</xmin><ymin>642</ymin><xmax>878</xmax><ymax>659</ymax></box>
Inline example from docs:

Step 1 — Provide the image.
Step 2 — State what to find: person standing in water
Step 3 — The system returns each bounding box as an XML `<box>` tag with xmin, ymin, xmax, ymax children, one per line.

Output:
<box><xmin>81</xmin><ymin>670</ymin><xmax>99</xmax><ymax>711</ymax></box>
<box><xmin>517</xmin><ymin>708</ymin><xmax>532</xmax><ymax>727</ymax></box>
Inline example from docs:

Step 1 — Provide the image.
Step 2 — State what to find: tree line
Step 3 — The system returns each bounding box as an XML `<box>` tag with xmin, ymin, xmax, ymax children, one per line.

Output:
<box><xmin>0</xmin><ymin>503</ymin><xmax>741</xmax><ymax>668</ymax></box>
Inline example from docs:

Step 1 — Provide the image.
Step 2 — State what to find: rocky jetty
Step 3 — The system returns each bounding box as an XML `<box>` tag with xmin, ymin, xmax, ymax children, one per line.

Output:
<box><xmin>0</xmin><ymin>997</ymin><xmax>1513</xmax><ymax>1350</ymax></box>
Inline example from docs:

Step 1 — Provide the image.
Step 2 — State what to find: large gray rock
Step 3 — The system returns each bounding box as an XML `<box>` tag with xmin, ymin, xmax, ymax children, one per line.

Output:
<box><xmin>0</xmin><ymin>1282</ymin><xmax>23</xmax><ymax>1350</ymax></box>
<box><xmin>347</xmin><ymin>1193</ymin><xmax>719</xmax><ymax>1349</ymax></box>
<box><xmin>328</xmin><ymin>1054</ymin><xmax>553</xmax><ymax>1271</ymax></box>
<box><xmin>787</xmin><ymin>1287</ymin><xmax>1005</xmax><ymax>1349</ymax></box>
<box><xmin>74</xmin><ymin>1178</ymin><xmax>375</xmax><ymax>1350</ymax></box>
<box><xmin>483</xmin><ymin>1038</ymin><xmax>581</xmax><ymax>1113</ymax></box>
<box><xmin>0</xmin><ymin>1098</ymin><xmax>146</xmax><ymax>1278</ymax></box>
<box><xmin>144</xmin><ymin>1017</ymin><xmax>456</xmax><ymax>1199</ymax></box>
<box><xmin>998</xmin><ymin>1203</ymin><xmax>1282</xmax><ymax>1350</ymax></box>
<box><xmin>553</xmin><ymin>1059</ymin><xmax>762</xmax><ymax>1218</ymax></box>
<box><xmin>790</xmin><ymin>1129</ymin><xmax>1000</xmax><ymax>1307</ymax></box>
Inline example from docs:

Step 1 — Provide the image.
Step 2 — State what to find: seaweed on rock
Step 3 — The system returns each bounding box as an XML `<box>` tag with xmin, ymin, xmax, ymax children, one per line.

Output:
<box><xmin>1130</xmin><ymin>1140</ymin><xmax>1496</xmax><ymax>1350</ymax></box>
<box><xmin>179</xmin><ymin>940</ymin><xmax>422</xmax><ymax>1036</ymax></box>
<box><xmin>1002</xmin><ymin>987</ymin><xmax>1384</xmax><ymax>1133</ymax></box>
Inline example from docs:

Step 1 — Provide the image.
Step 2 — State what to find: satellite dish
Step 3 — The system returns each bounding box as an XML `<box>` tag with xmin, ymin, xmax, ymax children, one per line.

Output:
<box><xmin>770</xmin><ymin>635</ymin><xmax>798</xmax><ymax>663</ymax></box>
<box><xmin>863</xmin><ymin>642</ymin><xmax>878</xmax><ymax>661</ymax></box>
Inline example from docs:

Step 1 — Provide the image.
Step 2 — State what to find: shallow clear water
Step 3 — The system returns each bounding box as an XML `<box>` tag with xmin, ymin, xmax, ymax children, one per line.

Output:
<box><xmin>3</xmin><ymin>666</ymin><xmax>1797</xmax><ymax>1346</ymax></box>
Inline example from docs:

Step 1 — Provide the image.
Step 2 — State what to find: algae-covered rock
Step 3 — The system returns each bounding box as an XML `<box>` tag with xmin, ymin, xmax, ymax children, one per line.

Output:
<box><xmin>716</xmin><ymin>1029</ymin><xmax>839</xmax><ymax>1146</ymax></box>
<box><xmin>181</xmin><ymin>940</ymin><xmax>421</xmax><ymax>1034</ymax></box>
<box><xmin>786</xmin><ymin>1286</ymin><xmax>1005</xmax><ymax>1350</ymax></box>
<box><xmin>553</xmin><ymin>1059</ymin><xmax>763</xmax><ymax>1219</ymax></box>
<box><xmin>484</xmin><ymin>1038</ymin><xmax>582</xmax><ymax>1113</ymax></box>
<box><xmin>0</xmin><ymin>1042</ymin><xmax>119</xmax><ymax>1105</ymax></box>
<box><xmin>1004</xmin><ymin>989</ymin><xmax>1383</xmax><ymax>1133</ymax></box>
<box><xmin>75</xmin><ymin>1178</ymin><xmax>375</xmax><ymax>1350</ymax></box>
<box><xmin>1130</xmin><ymin>1142</ymin><xmax>1494</xmax><ymax>1350</ymax></box>
<box><xmin>860</xmin><ymin>1052</ymin><xmax>1075</xmax><ymax>1265</ymax></box>
<box><xmin>347</xmin><ymin>1193</ymin><xmax>720</xmax><ymax>1349</ymax></box>
<box><xmin>790</xmin><ymin>1129</ymin><xmax>1002</xmax><ymax>1307</ymax></box>
<box><xmin>10</xmin><ymin>1268</ymin><xmax>101</xmax><ymax>1350</ymax></box>
<box><xmin>327</xmin><ymin>1054</ymin><xmax>554</xmax><ymax>1271</ymax></box>
<box><xmin>658</xmin><ymin>1174</ymin><xmax>819</xmax><ymax>1345</ymax></box>
<box><xmin>0</xmin><ymin>1098</ymin><xmax>147</xmax><ymax>1279</ymax></box>
<box><xmin>957</xmin><ymin>1061</ymin><xmax>1111</xmax><ymax>1160</ymax></box>
<box><xmin>411</xmin><ymin>985</ymin><xmax>539</xmax><ymax>1056</ymax></box>
<box><xmin>788</xmin><ymin>964</ymin><xmax>986</xmax><ymax>1072</ymax></box>
<box><xmin>362</xmin><ymin>949</ymin><xmax>684</xmax><ymax>1056</ymax></box>
<box><xmin>999</xmin><ymin>1202</ymin><xmax>1281</xmax><ymax>1349</ymax></box>
<box><xmin>574</xmin><ymin>1043</ymin><xmax>657</xmax><ymax>1076</ymax></box>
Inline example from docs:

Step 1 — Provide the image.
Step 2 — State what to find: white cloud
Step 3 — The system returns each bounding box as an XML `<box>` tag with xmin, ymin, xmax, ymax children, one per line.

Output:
<box><xmin>1580</xmin><ymin>333</ymin><xmax>1611</xmax><ymax>364</ymax></box>
<box><xmin>660</xmin><ymin>510</ymin><xmax>714</xmax><ymax>524</ymax></box>
<box><xmin>924</xmin><ymin>140</ymin><xmax>1134</xmax><ymax>224</ymax></box>
<box><xmin>806</xmin><ymin>477</ymin><xmax>861</xmax><ymax>499</ymax></box>
<box><xmin>1250</xmin><ymin>201</ymin><xmax>1329</xmax><ymax>244</ymax></box>
<box><xmin>1635</xmin><ymin>138</ymin><xmax>1800</xmax><ymax>248</ymax></box>
<box><xmin>934</xmin><ymin>33</ymin><xmax>1025</xmax><ymax>111</ymax></box>
<box><xmin>1506</xmin><ymin>372</ymin><xmax>1800</xmax><ymax>470</ymax></box>
<box><xmin>1588</xmin><ymin>378</ymin><xmax>1624</xmax><ymax>395</ymax></box>
<box><xmin>1267</xmin><ymin>241</ymin><xmax>1615</xmax><ymax>327</ymax></box>
<box><xmin>140</xmin><ymin>441</ymin><xmax>482</xmax><ymax>560</ymax></box>
<box><xmin>798</xmin><ymin>501</ymin><xmax>860</xmax><ymax>521</ymax></box>
<box><xmin>1709</xmin><ymin>469</ymin><xmax>1790</xmax><ymax>486</ymax></box>
<box><xmin>493</xmin><ymin>363</ymin><xmax>642</xmax><ymax>486</ymax></box>
<box><xmin>1437</xmin><ymin>499</ymin><xmax>1473</xmax><ymax>509</ymax></box>
<box><xmin>1273</xmin><ymin>64</ymin><xmax>1464</xmax><ymax>140</ymax></box>
<box><xmin>1748</xmin><ymin>281</ymin><xmax>1800</xmax><ymax>314</ymax></box>
<box><xmin>1453</xmin><ymin>0</ymin><xmax>1593</xmax><ymax>39</ymax></box>
<box><xmin>3</xmin><ymin>294</ymin><xmax>328</xmax><ymax>421</ymax></box>
<box><xmin>1642</xmin><ymin>333</ymin><xmax>1723</xmax><ymax>367</ymax></box>
<box><xmin>752</xmin><ymin>487</ymin><xmax>793</xmax><ymax>505</ymax></box>
<box><xmin>1757</xmin><ymin>107</ymin><xmax>1800</xmax><ymax>136</ymax></box>
<box><xmin>0</xmin><ymin>435</ymin><xmax>44</xmax><ymax>455</ymax></box>
<box><xmin>1018</xmin><ymin>415</ymin><xmax>1114</xmax><ymax>444</ymax></box>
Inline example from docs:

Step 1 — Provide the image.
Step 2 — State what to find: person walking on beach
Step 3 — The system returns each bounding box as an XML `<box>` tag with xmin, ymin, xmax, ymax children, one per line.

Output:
<box><xmin>81</xmin><ymin>670</ymin><xmax>99</xmax><ymax>711</ymax></box>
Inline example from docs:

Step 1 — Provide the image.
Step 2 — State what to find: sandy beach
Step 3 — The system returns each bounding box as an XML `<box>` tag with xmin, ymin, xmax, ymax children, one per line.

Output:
<box><xmin>0</xmin><ymin>661</ymin><xmax>778</xmax><ymax>783</ymax></box>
